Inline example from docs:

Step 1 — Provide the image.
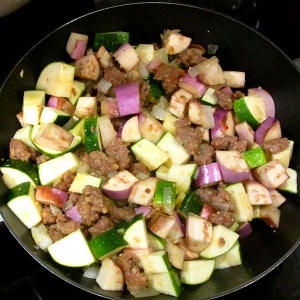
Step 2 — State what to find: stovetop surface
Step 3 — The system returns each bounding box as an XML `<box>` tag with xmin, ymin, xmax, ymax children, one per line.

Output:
<box><xmin>0</xmin><ymin>0</ymin><xmax>299</xmax><ymax>299</ymax></box>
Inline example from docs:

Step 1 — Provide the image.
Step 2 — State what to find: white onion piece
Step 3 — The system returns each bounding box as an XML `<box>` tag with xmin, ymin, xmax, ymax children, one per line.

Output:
<box><xmin>237</xmin><ymin>222</ymin><xmax>253</xmax><ymax>238</ymax></box>
<box><xmin>211</xmin><ymin>108</ymin><xmax>235</xmax><ymax>138</ymax></box>
<box><xmin>130</xmin><ymin>287</ymin><xmax>160</xmax><ymax>298</ymax></box>
<box><xmin>193</xmin><ymin>162</ymin><xmax>222</xmax><ymax>188</ymax></box>
<box><xmin>248</xmin><ymin>87</ymin><xmax>275</xmax><ymax>118</ymax></box>
<box><xmin>65</xmin><ymin>205</ymin><xmax>82</xmax><ymax>223</ymax></box>
<box><xmin>216</xmin><ymin>150</ymin><xmax>251</xmax><ymax>183</ymax></box>
<box><xmin>83</xmin><ymin>265</ymin><xmax>100</xmax><ymax>279</ymax></box>
<box><xmin>138</xmin><ymin>62</ymin><xmax>150</xmax><ymax>78</ymax></box>
<box><xmin>254</xmin><ymin>116</ymin><xmax>281</xmax><ymax>145</ymax></box>
<box><xmin>188</xmin><ymin>65</ymin><xmax>200</xmax><ymax>77</ymax></box>
<box><xmin>115</xmin><ymin>82</ymin><xmax>140</xmax><ymax>117</ymax></box>
<box><xmin>97</xmin><ymin>78</ymin><xmax>112</xmax><ymax>94</ymax></box>
<box><xmin>200</xmin><ymin>104</ymin><xmax>215</xmax><ymax>129</ymax></box>
<box><xmin>178</xmin><ymin>73</ymin><xmax>207</xmax><ymax>98</ymax></box>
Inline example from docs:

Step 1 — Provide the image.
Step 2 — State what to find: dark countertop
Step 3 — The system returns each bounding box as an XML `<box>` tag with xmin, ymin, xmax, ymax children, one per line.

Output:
<box><xmin>0</xmin><ymin>1</ymin><xmax>300</xmax><ymax>299</ymax></box>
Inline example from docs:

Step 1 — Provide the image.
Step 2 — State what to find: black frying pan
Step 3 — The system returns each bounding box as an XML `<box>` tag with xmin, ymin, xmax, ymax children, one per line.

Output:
<box><xmin>1</xmin><ymin>2</ymin><xmax>300</xmax><ymax>299</ymax></box>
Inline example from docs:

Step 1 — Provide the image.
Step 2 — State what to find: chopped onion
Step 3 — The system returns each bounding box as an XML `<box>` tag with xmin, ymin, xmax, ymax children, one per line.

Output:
<box><xmin>65</xmin><ymin>205</ymin><xmax>83</xmax><ymax>223</ymax></box>
<box><xmin>130</xmin><ymin>287</ymin><xmax>160</xmax><ymax>298</ymax></box>
<box><xmin>146</xmin><ymin>58</ymin><xmax>163</xmax><ymax>72</ymax></box>
<box><xmin>237</xmin><ymin>222</ymin><xmax>253</xmax><ymax>238</ymax></box>
<box><xmin>255</xmin><ymin>116</ymin><xmax>281</xmax><ymax>145</ymax></box>
<box><xmin>97</xmin><ymin>78</ymin><xmax>112</xmax><ymax>94</ymax></box>
<box><xmin>193</xmin><ymin>162</ymin><xmax>222</xmax><ymax>188</ymax></box>
<box><xmin>115</xmin><ymin>82</ymin><xmax>140</xmax><ymax>117</ymax></box>
<box><xmin>188</xmin><ymin>65</ymin><xmax>199</xmax><ymax>77</ymax></box>
<box><xmin>200</xmin><ymin>104</ymin><xmax>215</xmax><ymax>129</ymax></box>
<box><xmin>207</xmin><ymin>44</ymin><xmax>219</xmax><ymax>55</ymax></box>
<box><xmin>178</xmin><ymin>73</ymin><xmax>207</xmax><ymax>98</ymax></box>
<box><xmin>135</xmin><ymin>205</ymin><xmax>151</xmax><ymax>216</ymax></box>
<box><xmin>83</xmin><ymin>265</ymin><xmax>100</xmax><ymax>279</ymax></box>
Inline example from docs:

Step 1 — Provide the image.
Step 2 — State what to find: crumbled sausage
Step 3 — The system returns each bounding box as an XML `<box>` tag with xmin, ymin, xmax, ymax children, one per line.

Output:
<box><xmin>211</xmin><ymin>135</ymin><xmax>247</xmax><ymax>152</ymax></box>
<box><xmin>116</xmin><ymin>249</ymin><xmax>147</xmax><ymax>291</ymax></box>
<box><xmin>175</xmin><ymin>117</ymin><xmax>203</xmax><ymax>155</ymax></box>
<box><xmin>153</xmin><ymin>63</ymin><xmax>185</xmax><ymax>94</ymax></box>
<box><xmin>262</xmin><ymin>137</ymin><xmax>289</xmax><ymax>154</ymax></box>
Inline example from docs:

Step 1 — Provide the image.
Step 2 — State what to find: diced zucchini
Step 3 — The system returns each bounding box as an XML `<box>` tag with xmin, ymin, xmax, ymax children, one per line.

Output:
<box><xmin>13</xmin><ymin>126</ymin><xmax>37</xmax><ymax>150</ymax></box>
<box><xmin>141</xmin><ymin>250</ymin><xmax>172</xmax><ymax>274</ymax></box>
<box><xmin>38</xmin><ymin>152</ymin><xmax>80</xmax><ymax>186</ymax></box>
<box><xmin>278</xmin><ymin>167</ymin><xmax>298</xmax><ymax>194</ymax></box>
<box><xmin>147</xmin><ymin>75</ymin><xmax>165</xmax><ymax>102</ymax></box>
<box><xmin>225</xmin><ymin>182</ymin><xmax>253</xmax><ymax>222</ymax></box>
<box><xmin>167</xmin><ymin>163</ymin><xmax>197</xmax><ymax>195</ymax></box>
<box><xmin>0</xmin><ymin>159</ymin><xmax>40</xmax><ymax>188</ymax></box>
<box><xmin>177</xmin><ymin>190</ymin><xmax>202</xmax><ymax>218</ymax></box>
<box><xmin>153</xmin><ymin>180</ymin><xmax>177</xmax><ymax>212</ymax></box>
<box><xmin>36</xmin><ymin>61</ymin><xmax>75</xmax><ymax>98</ymax></box>
<box><xmin>48</xmin><ymin>229</ymin><xmax>96</xmax><ymax>267</ymax></box>
<box><xmin>68</xmin><ymin>173</ymin><xmax>101</xmax><ymax>193</ymax></box>
<box><xmin>180</xmin><ymin>259</ymin><xmax>215</xmax><ymax>285</ymax></box>
<box><xmin>148</xmin><ymin>231</ymin><xmax>166</xmax><ymax>251</ymax></box>
<box><xmin>147</xmin><ymin>268</ymin><xmax>182</xmax><ymax>297</ymax></box>
<box><xmin>68</xmin><ymin>118</ymin><xmax>85</xmax><ymax>138</ymax></box>
<box><xmin>271</xmin><ymin>140</ymin><xmax>294</xmax><ymax>168</ymax></box>
<box><xmin>93</xmin><ymin>31</ymin><xmax>130</xmax><ymax>52</ymax></box>
<box><xmin>162</xmin><ymin>112</ymin><xmax>178</xmax><ymax>134</ymax></box>
<box><xmin>88</xmin><ymin>228</ymin><xmax>128</xmax><ymax>260</ymax></box>
<box><xmin>68</xmin><ymin>80</ymin><xmax>86</xmax><ymax>105</ymax></box>
<box><xmin>199</xmin><ymin>224</ymin><xmax>239</xmax><ymax>259</ymax></box>
<box><xmin>39</xmin><ymin>106</ymin><xmax>71</xmax><ymax>126</ymax></box>
<box><xmin>123</xmin><ymin>214</ymin><xmax>149</xmax><ymax>248</ymax></box>
<box><xmin>135</xmin><ymin>44</ymin><xmax>155</xmax><ymax>64</ymax></box>
<box><xmin>233</xmin><ymin>95</ymin><xmax>267</xmax><ymax>129</ymax></box>
<box><xmin>214</xmin><ymin>241</ymin><xmax>242</xmax><ymax>269</ymax></box>
<box><xmin>156</xmin><ymin>131</ymin><xmax>190</xmax><ymax>167</ymax></box>
<box><xmin>7</xmin><ymin>182</ymin><xmax>42</xmax><ymax>228</ymax></box>
<box><xmin>201</xmin><ymin>87</ymin><xmax>218</xmax><ymax>106</ymax></box>
<box><xmin>22</xmin><ymin>90</ymin><xmax>46</xmax><ymax>125</ymax></box>
<box><xmin>131</xmin><ymin>138</ymin><xmax>169</xmax><ymax>171</ymax></box>
<box><xmin>242</xmin><ymin>146</ymin><xmax>267</xmax><ymax>169</ymax></box>
<box><xmin>83</xmin><ymin>116</ymin><xmax>102</xmax><ymax>152</ymax></box>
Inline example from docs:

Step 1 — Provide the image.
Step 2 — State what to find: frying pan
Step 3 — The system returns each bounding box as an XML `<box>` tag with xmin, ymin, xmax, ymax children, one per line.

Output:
<box><xmin>1</xmin><ymin>2</ymin><xmax>300</xmax><ymax>299</ymax></box>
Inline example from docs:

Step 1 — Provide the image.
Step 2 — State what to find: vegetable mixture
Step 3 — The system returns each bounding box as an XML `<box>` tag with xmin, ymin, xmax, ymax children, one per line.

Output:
<box><xmin>0</xmin><ymin>29</ymin><xmax>297</xmax><ymax>297</ymax></box>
